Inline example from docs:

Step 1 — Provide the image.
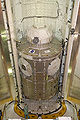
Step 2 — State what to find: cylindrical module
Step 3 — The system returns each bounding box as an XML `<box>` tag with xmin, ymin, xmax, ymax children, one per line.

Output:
<box><xmin>17</xmin><ymin>27</ymin><xmax>62</xmax><ymax>100</ymax></box>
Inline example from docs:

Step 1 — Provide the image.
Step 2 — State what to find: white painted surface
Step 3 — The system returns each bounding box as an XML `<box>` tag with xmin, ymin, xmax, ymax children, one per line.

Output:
<box><xmin>58</xmin><ymin>117</ymin><xmax>71</xmax><ymax>120</ymax></box>
<box><xmin>10</xmin><ymin>0</ymin><xmax>69</xmax><ymax>41</ymax></box>
<box><xmin>5</xmin><ymin>0</ymin><xmax>22</xmax><ymax>100</ymax></box>
<box><xmin>19</xmin><ymin>57</ymin><xmax>32</xmax><ymax>76</ymax></box>
<box><xmin>27</xmin><ymin>26</ymin><xmax>52</xmax><ymax>44</ymax></box>
<box><xmin>63</xmin><ymin>0</ymin><xmax>80</xmax><ymax>98</ymax></box>
<box><xmin>48</xmin><ymin>58</ymin><xmax>60</xmax><ymax>76</ymax></box>
<box><xmin>8</xmin><ymin>119</ymin><xmax>21</xmax><ymax>120</ymax></box>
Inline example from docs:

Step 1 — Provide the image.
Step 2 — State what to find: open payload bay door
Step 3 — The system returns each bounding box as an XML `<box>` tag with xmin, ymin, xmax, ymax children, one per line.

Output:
<box><xmin>64</xmin><ymin>4</ymin><xmax>80</xmax><ymax>105</ymax></box>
